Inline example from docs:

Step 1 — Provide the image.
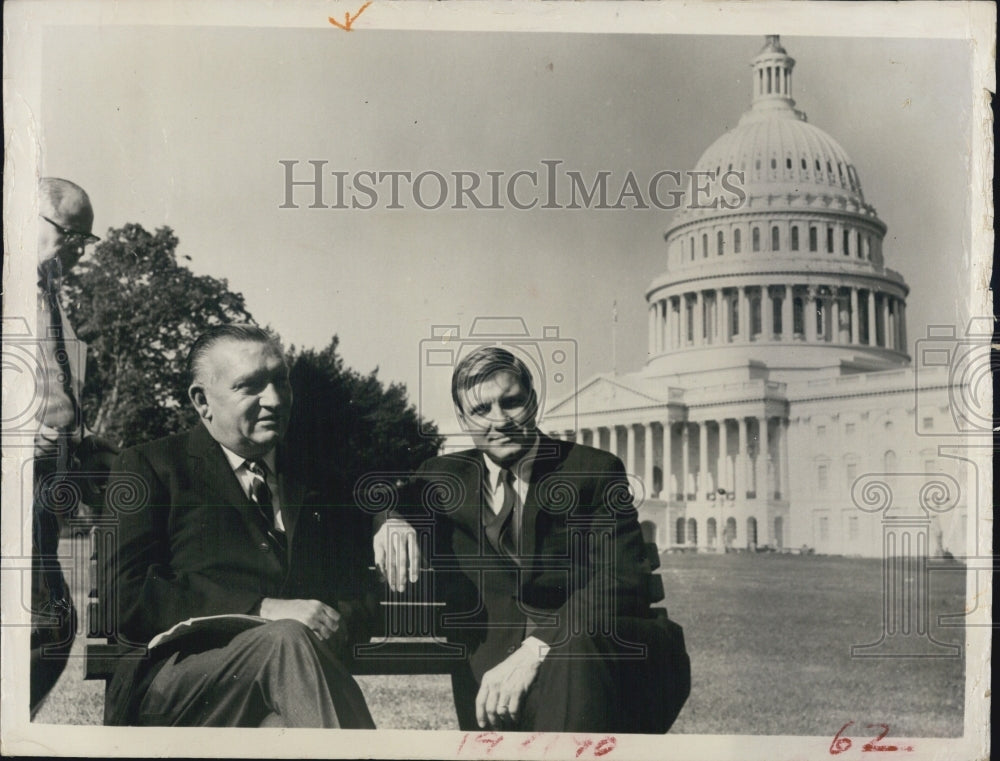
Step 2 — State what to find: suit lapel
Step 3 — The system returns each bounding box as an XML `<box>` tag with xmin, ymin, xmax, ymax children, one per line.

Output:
<box><xmin>523</xmin><ymin>436</ymin><xmax>570</xmax><ymax>558</ymax></box>
<box><xmin>187</xmin><ymin>424</ymin><xmax>253</xmax><ymax>513</ymax></box>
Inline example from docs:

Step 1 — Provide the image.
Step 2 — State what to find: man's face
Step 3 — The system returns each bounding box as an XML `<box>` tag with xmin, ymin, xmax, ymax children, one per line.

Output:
<box><xmin>38</xmin><ymin>198</ymin><xmax>96</xmax><ymax>277</ymax></box>
<box><xmin>191</xmin><ymin>339</ymin><xmax>292</xmax><ymax>459</ymax></box>
<box><xmin>456</xmin><ymin>370</ymin><xmax>538</xmax><ymax>468</ymax></box>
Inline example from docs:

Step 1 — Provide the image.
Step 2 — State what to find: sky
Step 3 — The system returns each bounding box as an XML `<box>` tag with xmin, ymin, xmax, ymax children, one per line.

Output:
<box><xmin>39</xmin><ymin>27</ymin><xmax>975</xmax><ymax>434</ymax></box>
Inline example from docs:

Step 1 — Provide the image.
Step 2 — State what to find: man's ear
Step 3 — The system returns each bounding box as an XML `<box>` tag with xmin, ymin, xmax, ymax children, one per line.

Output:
<box><xmin>189</xmin><ymin>384</ymin><xmax>211</xmax><ymax>420</ymax></box>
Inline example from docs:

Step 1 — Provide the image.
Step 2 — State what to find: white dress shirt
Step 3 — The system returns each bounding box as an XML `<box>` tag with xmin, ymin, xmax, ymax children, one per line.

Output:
<box><xmin>219</xmin><ymin>445</ymin><xmax>285</xmax><ymax>532</ymax></box>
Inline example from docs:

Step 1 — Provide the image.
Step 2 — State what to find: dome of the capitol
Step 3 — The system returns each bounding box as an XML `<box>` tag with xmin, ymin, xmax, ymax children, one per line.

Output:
<box><xmin>645</xmin><ymin>35</ymin><xmax>909</xmax><ymax>381</ymax></box>
<box><xmin>672</xmin><ymin>35</ymin><xmax>879</xmax><ymax>225</ymax></box>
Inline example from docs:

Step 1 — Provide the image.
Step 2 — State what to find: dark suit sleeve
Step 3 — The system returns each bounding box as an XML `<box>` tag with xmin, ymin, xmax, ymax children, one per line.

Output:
<box><xmin>532</xmin><ymin>454</ymin><xmax>649</xmax><ymax>647</ymax></box>
<box><xmin>108</xmin><ymin>447</ymin><xmax>262</xmax><ymax>645</ymax></box>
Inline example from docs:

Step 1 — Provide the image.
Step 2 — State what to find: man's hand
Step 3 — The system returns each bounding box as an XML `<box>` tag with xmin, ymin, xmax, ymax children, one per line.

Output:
<box><xmin>259</xmin><ymin>598</ymin><xmax>341</xmax><ymax>641</ymax></box>
<box><xmin>475</xmin><ymin>641</ymin><xmax>545</xmax><ymax>729</ymax></box>
<box><xmin>373</xmin><ymin>519</ymin><xmax>420</xmax><ymax>592</ymax></box>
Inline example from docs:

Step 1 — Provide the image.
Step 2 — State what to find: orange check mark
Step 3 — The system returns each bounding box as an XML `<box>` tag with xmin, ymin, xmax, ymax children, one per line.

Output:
<box><xmin>329</xmin><ymin>1</ymin><xmax>372</xmax><ymax>31</ymax></box>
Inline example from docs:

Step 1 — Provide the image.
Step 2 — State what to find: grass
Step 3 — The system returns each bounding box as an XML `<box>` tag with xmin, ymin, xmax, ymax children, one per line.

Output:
<box><xmin>33</xmin><ymin>543</ymin><xmax>966</xmax><ymax>735</ymax></box>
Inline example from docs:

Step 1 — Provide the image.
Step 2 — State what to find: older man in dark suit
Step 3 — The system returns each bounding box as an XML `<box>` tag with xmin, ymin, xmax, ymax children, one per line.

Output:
<box><xmin>375</xmin><ymin>346</ymin><xmax>689</xmax><ymax>733</ymax></box>
<box><xmin>104</xmin><ymin>324</ymin><xmax>374</xmax><ymax>727</ymax></box>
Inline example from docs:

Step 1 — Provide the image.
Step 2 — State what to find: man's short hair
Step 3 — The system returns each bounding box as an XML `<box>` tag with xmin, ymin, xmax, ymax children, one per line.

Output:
<box><xmin>39</xmin><ymin>177</ymin><xmax>92</xmax><ymax>220</ymax></box>
<box><xmin>450</xmin><ymin>346</ymin><xmax>536</xmax><ymax>413</ymax></box>
<box><xmin>186</xmin><ymin>324</ymin><xmax>282</xmax><ymax>385</ymax></box>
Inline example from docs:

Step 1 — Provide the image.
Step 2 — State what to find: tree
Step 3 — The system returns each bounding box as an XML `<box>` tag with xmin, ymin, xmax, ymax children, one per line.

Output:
<box><xmin>63</xmin><ymin>223</ymin><xmax>253</xmax><ymax>448</ymax></box>
<box><xmin>285</xmin><ymin>337</ymin><xmax>443</xmax><ymax>506</ymax></box>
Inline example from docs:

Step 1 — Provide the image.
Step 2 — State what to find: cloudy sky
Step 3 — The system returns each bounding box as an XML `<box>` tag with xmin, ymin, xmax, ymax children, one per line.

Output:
<box><xmin>39</xmin><ymin>22</ymin><xmax>975</xmax><ymax>432</ymax></box>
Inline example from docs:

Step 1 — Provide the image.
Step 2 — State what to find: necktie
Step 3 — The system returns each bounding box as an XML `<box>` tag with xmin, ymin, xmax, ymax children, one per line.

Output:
<box><xmin>43</xmin><ymin>282</ymin><xmax>80</xmax><ymax>440</ymax></box>
<box><xmin>246</xmin><ymin>460</ymin><xmax>286</xmax><ymax>556</ymax></box>
<box><xmin>485</xmin><ymin>469</ymin><xmax>519</xmax><ymax>561</ymax></box>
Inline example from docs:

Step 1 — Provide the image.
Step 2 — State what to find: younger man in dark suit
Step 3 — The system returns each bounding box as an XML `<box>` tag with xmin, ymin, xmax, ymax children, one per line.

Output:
<box><xmin>374</xmin><ymin>346</ymin><xmax>689</xmax><ymax>733</ymax></box>
<box><xmin>105</xmin><ymin>324</ymin><xmax>374</xmax><ymax>727</ymax></box>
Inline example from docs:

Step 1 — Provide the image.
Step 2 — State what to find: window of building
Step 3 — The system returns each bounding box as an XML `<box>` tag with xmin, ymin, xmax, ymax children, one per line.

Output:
<box><xmin>686</xmin><ymin>301</ymin><xmax>694</xmax><ymax>342</ymax></box>
<box><xmin>791</xmin><ymin>226</ymin><xmax>799</xmax><ymax>251</ymax></box>
<box><xmin>818</xmin><ymin>515</ymin><xmax>829</xmax><ymax>541</ymax></box>
<box><xmin>922</xmin><ymin>417</ymin><xmax>934</xmax><ymax>430</ymax></box>
<box><xmin>771</xmin><ymin>226</ymin><xmax>780</xmax><ymax>251</ymax></box>
<box><xmin>702</xmin><ymin>233</ymin><xmax>708</xmax><ymax>258</ymax></box>
<box><xmin>773</xmin><ymin>296</ymin><xmax>783</xmax><ymax>334</ymax></box>
<box><xmin>883</xmin><ymin>450</ymin><xmax>897</xmax><ymax>471</ymax></box>
<box><xmin>731</xmin><ymin>296</ymin><xmax>739</xmax><ymax>336</ymax></box>
<box><xmin>817</xmin><ymin>425</ymin><xmax>826</xmax><ymax>437</ymax></box>
<box><xmin>801</xmin><ymin>157</ymin><xmax>807</xmax><ymax>170</ymax></box>
<box><xmin>818</xmin><ymin>464</ymin><xmax>829</xmax><ymax>491</ymax></box>
<box><xmin>848</xmin><ymin>516</ymin><xmax>859</xmax><ymax>542</ymax></box>
<box><xmin>843</xmin><ymin>229</ymin><xmax>851</xmax><ymax>256</ymax></box>
<box><xmin>689</xmin><ymin>236</ymin><xmax>695</xmax><ymax>262</ymax></box>
<box><xmin>752</xmin><ymin>227</ymin><xmax>761</xmax><ymax>252</ymax></box>
<box><xmin>924</xmin><ymin>459</ymin><xmax>936</xmax><ymax>474</ymax></box>
<box><xmin>826</xmin><ymin>226</ymin><xmax>834</xmax><ymax>253</ymax></box>
<box><xmin>770</xmin><ymin>157</ymin><xmax>777</xmax><ymax>170</ymax></box>
<box><xmin>717</xmin><ymin>230</ymin><xmax>724</xmax><ymax>256</ymax></box>
<box><xmin>845</xmin><ymin>462</ymin><xmax>858</xmax><ymax>487</ymax></box>
<box><xmin>845</xmin><ymin>422</ymin><xmax>855</xmax><ymax>435</ymax></box>
<box><xmin>809</xmin><ymin>226</ymin><xmax>818</xmax><ymax>252</ymax></box>
<box><xmin>856</xmin><ymin>230</ymin><xmax>863</xmax><ymax>259</ymax></box>
<box><xmin>734</xmin><ymin>228</ymin><xmax>742</xmax><ymax>253</ymax></box>
<box><xmin>793</xmin><ymin>297</ymin><xmax>804</xmax><ymax>335</ymax></box>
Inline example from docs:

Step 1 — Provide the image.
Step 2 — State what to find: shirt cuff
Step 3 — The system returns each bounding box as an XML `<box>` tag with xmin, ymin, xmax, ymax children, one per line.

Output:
<box><xmin>521</xmin><ymin>636</ymin><xmax>551</xmax><ymax>662</ymax></box>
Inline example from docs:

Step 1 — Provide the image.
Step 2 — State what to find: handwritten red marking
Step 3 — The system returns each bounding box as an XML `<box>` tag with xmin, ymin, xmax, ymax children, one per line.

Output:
<box><xmin>594</xmin><ymin>736</ymin><xmax>617</xmax><ymax>756</ymax></box>
<box><xmin>328</xmin><ymin>1</ymin><xmax>372</xmax><ymax>31</ymax></box>
<box><xmin>474</xmin><ymin>732</ymin><xmax>503</xmax><ymax>754</ymax></box>
<box><xmin>521</xmin><ymin>733</ymin><xmax>542</xmax><ymax>748</ymax></box>
<box><xmin>863</xmin><ymin>724</ymin><xmax>899</xmax><ymax>752</ymax></box>
<box><xmin>830</xmin><ymin>721</ymin><xmax>854</xmax><ymax>755</ymax></box>
<box><xmin>573</xmin><ymin>736</ymin><xmax>594</xmax><ymax>758</ymax></box>
<box><xmin>457</xmin><ymin>733</ymin><xmax>469</xmax><ymax>754</ymax></box>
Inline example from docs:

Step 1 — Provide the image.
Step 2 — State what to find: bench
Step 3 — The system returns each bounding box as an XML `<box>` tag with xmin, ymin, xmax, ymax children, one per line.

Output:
<box><xmin>83</xmin><ymin>522</ymin><xmax>666</xmax><ymax>683</ymax></box>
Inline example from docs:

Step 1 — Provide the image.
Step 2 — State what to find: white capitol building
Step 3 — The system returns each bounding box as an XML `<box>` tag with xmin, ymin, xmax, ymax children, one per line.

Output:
<box><xmin>543</xmin><ymin>36</ymin><xmax>970</xmax><ymax>557</ymax></box>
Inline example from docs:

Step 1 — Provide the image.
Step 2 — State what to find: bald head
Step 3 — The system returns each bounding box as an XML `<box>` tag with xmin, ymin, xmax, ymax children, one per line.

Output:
<box><xmin>39</xmin><ymin>177</ymin><xmax>97</xmax><ymax>276</ymax></box>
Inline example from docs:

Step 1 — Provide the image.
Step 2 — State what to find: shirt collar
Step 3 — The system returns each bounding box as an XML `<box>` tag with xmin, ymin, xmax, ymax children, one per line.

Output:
<box><xmin>219</xmin><ymin>444</ymin><xmax>277</xmax><ymax>476</ymax></box>
<box><xmin>481</xmin><ymin>433</ymin><xmax>540</xmax><ymax>489</ymax></box>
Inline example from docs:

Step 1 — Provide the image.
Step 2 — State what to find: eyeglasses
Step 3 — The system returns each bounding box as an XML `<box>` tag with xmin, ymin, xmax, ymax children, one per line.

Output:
<box><xmin>41</xmin><ymin>215</ymin><xmax>100</xmax><ymax>245</ymax></box>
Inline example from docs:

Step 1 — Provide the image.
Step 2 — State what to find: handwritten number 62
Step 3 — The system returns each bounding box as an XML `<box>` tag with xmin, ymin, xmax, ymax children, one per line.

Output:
<box><xmin>830</xmin><ymin>722</ymin><xmax>899</xmax><ymax>755</ymax></box>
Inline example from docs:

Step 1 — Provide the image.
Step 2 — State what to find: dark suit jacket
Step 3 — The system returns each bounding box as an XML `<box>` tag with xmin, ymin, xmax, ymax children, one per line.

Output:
<box><xmin>395</xmin><ymin>436</ymin><xmax>656</xmax><ymax>681</ymax></box>
<box><xmin>103</xmin><ymin>424</ymin><xmax>373</xmax><ymax>724</ymax></box>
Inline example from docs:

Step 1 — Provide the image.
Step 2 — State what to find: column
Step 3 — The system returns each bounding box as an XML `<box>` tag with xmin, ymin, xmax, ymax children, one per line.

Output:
<box><xmin>712</xmin><ymin>288</ymin><xmax>722</xmax><ymax>343</ymax></box>
<box><xmin>736</xmin><ymin>417</ymin><xmax>748</xmax><ymax>500</ymax></box>
<box><xmin>850</xmin><ymin>287</ymin><xmax>860</xmax><ymax>344</ymax></box>
<box><xmin>698</xmin><ymin>421</ymin><xmax>709</xmax><ymax>498</ymax></box>
<box><xmin>643</xmin><ymin>423</ymin><xmax>655</xmax><ymax>498</ymax></box>
<box><xmin>805</xmin><ymin>287</ymin><xmax>817</xmax><ymax>342</ymax></box>
<box><xmin>762</xmin><ymin>286</ymin><xmax>774</xmax><ymax>340</ymax></box>
<box><xmin>625</xmin><ymin>424</ymin><xmax>636</xmax><ymax>476</ymax></box>
<box><xmin>660</xmin><ymin>300</ymin><xmax>668</xmax><ymax>351</ymax></box>
<box><xmin>756</xmin><ymin>416</ymin><xmax>769</xmax><ymax>499</ymax></box>
<box><xmin>738</xmin><ymin>287</ymin><xmax>749</xmax><ymax>342</ymax></box>
<box><xmin>680</xmin><ymin>296</ymin><xmax>689</xmax><ymax>347</ymax></box>
<box><xmin>681</xmin><ymin>424</ymin><xmax>690</xmax><ymax>498</ymax></box>
<box><xmin>831</xmin><ymin>293</ymin><xmax>840</xmax><ymax>343</ymax></box>
<box><xmin>661</xmin><ymin>422</ymin><xmax>672</xmax><ymax>499</ymax></box>
<box><xmin>782</xmin><ymin>285</ymin><xmax>793</xmax><ymax>341</ymax></box>
<box><xmin>881</xmin><ymin>295</ymin><xmax>890</xmax><ymax>349</ymax></box>
<box><xmin>648</xmin><ymin>305</ymin><xmax>656</xmax><ymax>355</ymax></box>
<box><xmin>899</xmin><ymin>302</ymin><xmax>908</xmax><ymax>354</ymax></box>
<box><xmin>779</xmin><ymin>418</ymin><xmax>789</xmax><ymax>499</ymax></box>
<box><xmin>867</xmin><ymin>290</ymin><xmax>877</xmax><ymax>346</ymax></box>
<box><xmin>696</xmin><ymin>291</ymin><xmax>706</xmax><ymax>346</ymax></box>
<box><xmin>722</xmin><ymin>292</ymin><xmax>733</xmax><ymax>343</ymax></box>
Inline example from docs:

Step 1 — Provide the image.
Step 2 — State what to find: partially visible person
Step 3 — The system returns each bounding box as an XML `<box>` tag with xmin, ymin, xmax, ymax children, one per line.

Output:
<box><xmin>374</xmin><ymin>346</ymin><xmax>690</xmax><ymax>733</ymax></box>
<box><xmin>104</xmin><ymin>324</ymin><xmax>375</xmax><ymax>728</ymax></box>
<box><xmin>31</xmin><ymin>177</ymin><xmax>118</xmax><ymax>715</ymax></box>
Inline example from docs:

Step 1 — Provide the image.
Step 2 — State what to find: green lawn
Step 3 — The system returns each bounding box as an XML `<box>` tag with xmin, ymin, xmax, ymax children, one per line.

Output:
<box><xmin>34</xmin><ymin>546</ymin><xmax>966</xmax><ymax>735</ymax></box>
